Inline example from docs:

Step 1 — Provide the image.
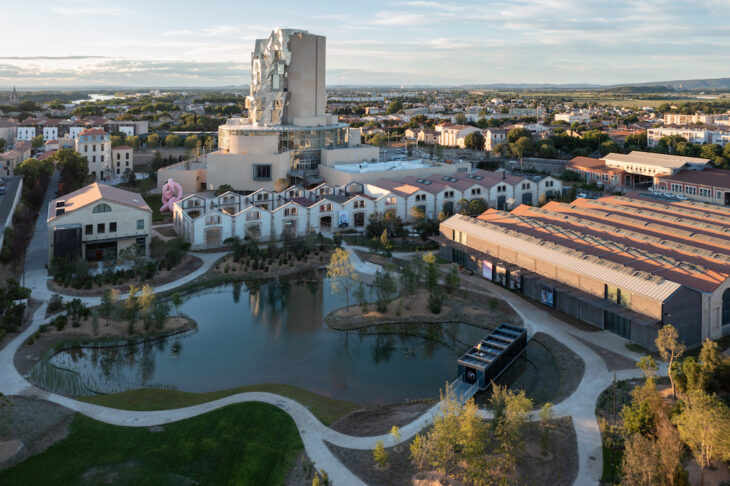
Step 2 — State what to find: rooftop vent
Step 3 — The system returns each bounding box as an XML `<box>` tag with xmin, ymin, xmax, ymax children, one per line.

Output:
<box><xmin>55</xmin><ymin>201</ymin><xmax>65</xmax><ymax>208</ymax></box>
<box><xmin>55</xmin><ymin>208</ymin><xmax>65</xmax><ymax>216</ymax></box>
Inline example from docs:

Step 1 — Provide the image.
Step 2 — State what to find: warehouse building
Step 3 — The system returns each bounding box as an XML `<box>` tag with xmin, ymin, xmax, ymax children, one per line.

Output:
<box><xmin>437</xmin><ymin>195</ymin><xmax>730</xmax><ymax>348</ymax></box>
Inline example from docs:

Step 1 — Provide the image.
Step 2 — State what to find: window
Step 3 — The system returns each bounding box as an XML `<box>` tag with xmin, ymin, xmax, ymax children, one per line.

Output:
<box><xmin>92</xmin><ymin>203</ymin><xmax>112</xmax><ymax>213</ymax></box>
<box><xmin>445</xmin><ymin>190</ymin><xmax>454</xmax><ymax>198</ymax></box>
<box><xmin>522</xmin><ymin>183</ymin><xmax>530</xmax><ymax>190</ymax></box>
<box><xmin>97</xmin><ymin>223</ymin><xmax>105</xmax><ymax>234</ymax></box>
<box><xmin>116</xmin><ymin>153</ymin><xmax>120</xmax><ymax>160</ymax></box>
<box><xmin>125</xmin><ymin>153</ymin><xmax>129</xmax><ymax>160</ymax></box>
<box><xmin>546</xmin><ymin>180</ymin><xmax>554</xmax><ymax>187</ymax></box>
<box><xmin>452</xmin><ymin>229</ymin><xmax>467</xmax><ymax>245</ymax></box>
<box><xmin>385</xmin><ymin>197</ymin><xmax>397</xmax><ymax>205</ymax></box>
<box><xmin>93</xmin><ymin>144</ymin><xmax>96</xmax><ymax>152</ymax></box>
<box><xmin>684</xmin><ymin>186</ymin><xmax>696</xmax><ymax>195</ymax></box>
<box><xmin>246</xmin><ymin>211</ymin><xmax>260</xmax><ymax>221</ymax></box>
<box><xmin>671</xmin><ymin>183</ymin><xmax>682</xmax><ymax>192</ymax></box>
<box><xmin>253</xmin><ymin>164</ymin><xmax>272</xmax><ymax>180</ymax></box>
<box><xmin>136</xmin><ymin>219</ymin><xmax>144</xmax><ymax>230</ymax></box>
<box><xmin>284</xmin><ymin>207</ymin><xmax>298</xmax><ymax>216</ymax></box>
<box><xmin>117</xmin><ymin>161</ymin><xmax>120</xmax><ymax>167</ymax></box>
<box><xmin>85</xmin><ymin>224</ymin><xmax>93</xmax><ymax>235</ymax></box>
<box><xmin>353</xmin><ymin>200</ymin><xmax>365</xmax><ymax>209</ymax></box>
<box><xmin>100</xmin><ymin>144</ymin><xmax>104</xmax><ymax>150</ymax></box>
<box><xmin>471</xmin><ymin>188</ymin><xmax>482</xmax><ymax>195</ymax></box>
<box><xmin>320</xmin><ymin>203</ymin><xmax>332</xmax><ymax>212</ymax></box>
<box><xmin>415</xmin><ymin>194</ymin><xmax>426</xmax><ymax>202</ymax></box>
<box><xmin>496</xmin><ymin>185</ymin><xmax>506</xmax><ymax>193</ymax></box>
<box><xmin>699</xmin><ymin>188</ymin><xmax>711</xmax><ymax>197</ymax></box>
<box><xmin>92</xmin><ymin>156</ymin><xmax>96</xmax><ymax>163</ymax></box>
<box><xmin>109</xmin><ymin>222</ymin><xmax>117</xmax><ymax>232</ymax></box>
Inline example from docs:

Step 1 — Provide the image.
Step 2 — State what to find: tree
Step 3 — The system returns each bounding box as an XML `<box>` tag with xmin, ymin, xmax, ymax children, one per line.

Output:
<box><xmin>423</xmin><ymin>253</ymin><xmax>439</xmax><ymax>297</ymax></box>
<box><xmin>164</xmin><ymin>134</ymin><xmax>181</xmax><ymax>147</ymax></box>
<box><xmin>100</xmin><ymin>288</ymin><xmax>114</xmax><ymax>325</ymax></box>
<box><xmin>31</xmin><ymin>134</ymin><xmax>44</xmax><ymax>148</ymax></box>
<box><xmin>50</xmin><ymin>149</ymin><xmax>89</xmax><ymax>194</ymax></box>
<box><xmin>513</xmin><ymin>136</ymin><xmax>533</xmax><ymax>169</ymax></box>
<box><xmin>675</xmin><ymin>390</ymin><xmax>730</xmax><ymax>486</ymax></box>
<box><xmin>0</xmin><ymin>138</ymin><xmax>6</xmax><ymax>152</ymax></box>
<box><xmin>373</xmin><ymin>270</ymin><xmax>396</xmax><ymax>312</ymax></box>
<box><xmin>539</xmin><ymin>402</ymin><xmax>554</xmax><ymax>455</ymax></box>
<box><xmin>147</xmin><ymin>133</ymin><xmax>160</xmax><ymax>148</ymax></box>
<box><xmin>353</xmin><ymin>282</ymin><xmax>368</xmax><ymax>312</ymax></box>
<box><xmin>507</xmin><ymin>127</ymin><xmax>532</xmax><ymax>143</ymax></box>
<box><xmin>698</xmin><ymin>337</ymin><xmax>722</xmax><ymax>377</ymax></box>
<box><xmin>655</xmin><ymin>324</ymin><xmax>685</xmax><ymax>398</ymax></box>
<box><xmin>373</xmin><ymin>440</ymin><xmax>388</xmax><ymax>468</ymax></box>
<box><xmin>599</xmin><ymin>140</ymin><xmax>622</xmax><ymax>157</ymax></box>
<box><xmin>326</xmin><ymin>248</ymin><xmax>358</xmax><ymax>308</ymax></box>
<box><xmin>386</xmin><ymin>100</ymin><xmax>403</xmax><ymax>114</ymax></box>
<box><xmin>125</xmin><ymin>284</ymin><xmax>140</xmax><ymax>323</ymax></box>
<box><xmin>463</xmin><ymin>132</ymin><xmax>485</xmax><ymax>151</ymax></box>
<box><xmin>138</xmin><ymin>284</ymin><xmax>156</xmax><ymax>328</ymax></box>
<box><xmin>444</xmin><ymin>265</ymin><xmax>460</xmax><ymax>294</ymax></box>
<box><xmin>184</xmin><ymin>134</ymin><xmax>200</xmax><ymax>150</ymax></box>
<box><xmin>171</xmin><ymin>292</ymin><xmax>183</xmax><ymax>315</ymax></box>
<box><xmin>621</xmin><ymin>433</ymin><xmax>662</xmax><ymax>486</ymax></box>
<box><xmin>215</xmin><ymin>184</ymin><xmax>234</xmax><ymax>196</ymax></box>
<box><xmin>495</xmin><ymin>387</ymin><xmax>533</xmax><ymax>472</ymax></box>
<box><xmin>65</xmin><ymin>298</ymin><xmax>88</xmax><ymax>328</ymax></box>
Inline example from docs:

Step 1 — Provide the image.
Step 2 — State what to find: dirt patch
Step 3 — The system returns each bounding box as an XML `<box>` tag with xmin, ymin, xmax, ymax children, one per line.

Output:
<box><xmin>152</xmin><ymin>226</ymin><xmax>177</xmax><ymax>238</ymax></box>
<box><xmin>208</xmin><ymin>249</ymin><xmax>333</xmax><ymax>280</ymax></box>
<box><xmin>285</xmin><ymin>451</ymin><xmax>318</xmax><ymax>486</ymax></box>
<box><xmin>327</xmin><ymin>417</ymin><xmax>577</xmax><ymax>486</ymax></box>
<box><xmin>330</xmin><ymin>401</ymin><xmax>434</xmax><ymax>437</ymax></box>
<box><xmin>574</xmin><ymin>335</ymin><xmax>637</xmax><ymax>371</ymax></box>
<box><xmin>15</xmin><ymin>315</ymin><xmax>195</xmax><ymax>377</ymax></box>
<box><xmin>685</xmin><ymin>457</ymin><xmax>730</xmax><ymax>486</ymax></box>
<box><xmin>48</xmin><ymin>254</ymin><xmax>203</xmax><ymax>297</ymax></box>
<box><xmin>0</xmin><ymin>395</ymin><xmax>73</xmax><ymax>470</ymax></box>
<box><xmin>327</xmin><ymin>289</ymin><xmax>521</xmax><ymax>332</ymax></box>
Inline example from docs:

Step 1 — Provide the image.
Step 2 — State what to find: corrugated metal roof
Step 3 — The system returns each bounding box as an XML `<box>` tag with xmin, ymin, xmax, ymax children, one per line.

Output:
<box><xmin>443</xmin><ymin>214</ymin><xmax>682</xmax><ymax>301</ymax></box>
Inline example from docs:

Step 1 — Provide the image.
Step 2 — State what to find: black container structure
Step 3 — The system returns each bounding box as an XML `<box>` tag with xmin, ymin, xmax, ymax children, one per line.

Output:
<box><xmin>457</xmin><ymin>323</ymin><xmax>527</xmax><ymax>390</ymax></box>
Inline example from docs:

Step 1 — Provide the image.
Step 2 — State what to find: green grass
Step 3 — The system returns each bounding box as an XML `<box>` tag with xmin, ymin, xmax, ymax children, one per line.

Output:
<box><xmin>80</xmin><ymin>383</ymin><xmax>360</xmax><ymax>426</ymax></box>
<box><xmin>143</xmin><ymin>194</ymin><xmax>171</xmax><ymax>223</ymax></box>
<box><xmin>601</xmin><ymin>444</ymin><xmax>624</xmax><ymax>484</ymax></box>
<box><xmin>0</xmin><ymin>402</ymin><xmax>302</xmax><ymax>486</ymax></box>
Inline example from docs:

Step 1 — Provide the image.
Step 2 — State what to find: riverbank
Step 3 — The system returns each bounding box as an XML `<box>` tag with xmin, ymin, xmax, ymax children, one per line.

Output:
<box><xmin>325</xmin><ymin>289</ymin><xmax>522</xmax><ymax>332</ymax></box>
<box><xmin>15</xmin><ymin>315</ymin><xmax>196</xmax><ymax>378</ymax></box>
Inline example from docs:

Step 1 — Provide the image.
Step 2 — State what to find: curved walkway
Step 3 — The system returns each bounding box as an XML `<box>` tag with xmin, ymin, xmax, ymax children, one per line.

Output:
<box><xmin>1</xmin><ymin>229</ymin><xmax>663</xmax><ymax>485</ymax></box>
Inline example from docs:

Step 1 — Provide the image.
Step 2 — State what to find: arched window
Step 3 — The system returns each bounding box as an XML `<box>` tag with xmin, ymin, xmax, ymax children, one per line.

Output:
<box><xmin>92</xmin><ymin>203</ymin><xmax>112</xmax><ymax>213</ymax></box>
<box><xmin>722</xmin><ymin>289</ymin><xmax>730</xmax><ymax>325</ymax></box>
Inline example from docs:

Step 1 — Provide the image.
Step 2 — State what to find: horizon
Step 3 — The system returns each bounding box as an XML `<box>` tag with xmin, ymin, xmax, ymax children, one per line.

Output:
<box><xmin>3</xmin><ymin>0</ymin><xmax>730</xmax><ymax>88</ymax></box>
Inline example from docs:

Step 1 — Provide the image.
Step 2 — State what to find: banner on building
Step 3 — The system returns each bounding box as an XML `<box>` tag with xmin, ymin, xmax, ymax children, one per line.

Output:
<box><xmin>481</xmin><ymin>260</ymin><xmax>493</xmax><ymax>280</ymax></box>
<box><xmin>338</xmin><ymin>210</ymin><xmax>349</xmax><ymax>227</ymax></box>
<box><xmin>540</xmin><ymin>286</ymin><xmax>554</xmax><ymax>307</ymax></box>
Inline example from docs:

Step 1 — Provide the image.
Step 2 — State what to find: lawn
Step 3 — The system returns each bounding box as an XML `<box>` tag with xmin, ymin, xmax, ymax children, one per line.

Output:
<box><xmin>80</xmin><ymin>383</ymin><xmax>361</xmax><ymax>426</ymax></box>
<box><xmin>0</xmin><ymin>402</ymin><xmax>302</xmax><ymax>486</ymax></box>
<box><xmin>143</xmin><ymin>194</ymin><xmax>171</xmax><ymax>223</ymax></box>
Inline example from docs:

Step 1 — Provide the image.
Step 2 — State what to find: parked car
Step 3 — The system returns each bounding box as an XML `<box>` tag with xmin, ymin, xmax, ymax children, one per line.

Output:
<box><xmin>577</xmin><ymin>193</ymin><xmax>588</xmax><ymax>198</ymax></box>
<box><xmin>675</xmin><ymin>194</ymin><xmax>688</xmax><ymax>200</ymax></box>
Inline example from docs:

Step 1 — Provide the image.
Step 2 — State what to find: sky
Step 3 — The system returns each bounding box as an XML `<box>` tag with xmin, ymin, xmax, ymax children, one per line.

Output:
<box><xmin>2</xmin><ymin>0</ymin><xmax>730</xmax><ymax>88</ymax></box>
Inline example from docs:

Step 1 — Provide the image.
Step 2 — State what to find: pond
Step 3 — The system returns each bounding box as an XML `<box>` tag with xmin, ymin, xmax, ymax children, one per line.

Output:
<box><xmin>44</xmin><ymin>273</ymin><xmax>486</xmax><ymax>404</ymax></box>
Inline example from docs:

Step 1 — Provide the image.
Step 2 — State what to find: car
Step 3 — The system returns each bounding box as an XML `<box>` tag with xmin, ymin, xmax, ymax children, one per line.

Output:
<box><xmin>577</xmin><ymin>193</ymin><xmax>588</xmax><ymax>198</ymax></box>
<box><xmin>675</xmin><ymin>194</ymin><xmax>688</xmax><ymax>200</ymax></box>
<box><xmin>0</xmin><ymin>187</ymin><xmax>6</xmax><ymax>195</ymax></box>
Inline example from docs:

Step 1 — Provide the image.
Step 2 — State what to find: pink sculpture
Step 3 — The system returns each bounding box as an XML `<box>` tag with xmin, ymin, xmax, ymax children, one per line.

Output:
<box><xmin>160</xmin><ymin>178</ymin><xmax>183</xmax><ymax>213</ymax></box>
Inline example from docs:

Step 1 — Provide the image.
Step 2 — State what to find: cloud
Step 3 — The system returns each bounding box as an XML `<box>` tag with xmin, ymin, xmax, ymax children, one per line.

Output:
<box><xmin>0</xmin><ymin>56</ymin><xmax>110</xmax><ymax>60</ymax></box>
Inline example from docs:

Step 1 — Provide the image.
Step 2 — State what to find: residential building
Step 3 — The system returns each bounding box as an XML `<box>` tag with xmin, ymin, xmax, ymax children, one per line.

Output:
<box><xmin>0</xmin><ymin>119</ymin><xmax>17</xmax><ymax>144</ymax></box>
<box><xmin>47</xmin><ymin>182</ymin><xmax>151</xmax><ymax>264</ymax></box>
<box><xmin>435</xmin><ymin>123</ymin><xmax>481</xmax><ymax>147</ymax></box>
<box><xmin>663</xmin><ymin>113</ymin><xmax>730</xmax><ymax>126</ymax></box>
<box><xmin>0</xmin><ymin>151</ymin><xmax>23</xmax><ymax>175</ymax></box>
<box><xmin>482</xmin><ymin>128</ymin><xmax>507</xmax><ymax>151</ymax></box>
<box><xmin>437</xmin><ymin>195</ymin><xmax>730</xmax><ymax>348</ymax></box>
<box><xmin>111</xmin><ymin>145</ymin><xmax>134</xmax><ymax>177</ymax></box>
<box><xmin>654</xmin><ymin>168</ymin><xmax>730</xmax><ymax>205</ymax></box>
<box><xmin>647</xmin><ymin>127</ymin><xmax>730</xmax><ymax>147</ymax></box>
<box><xmin>76</xmin><ymin>128</ymin><xmax>112</xmax><ymax>179</ymax></box>
<box><xmin>554</xmin><ymin>111</ymin><xmax>591</xmax><ymax>124</ymax></box>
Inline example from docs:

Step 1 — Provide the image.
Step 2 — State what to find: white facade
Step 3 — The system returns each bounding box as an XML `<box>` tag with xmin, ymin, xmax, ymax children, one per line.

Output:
<box><xmin>76</xmin><ymin>129</ymin><xmax>112</xmax><ymax>179</ymax></box>
<box><xmin>16</xmin><ymin>126</ymin><xmax>35</xmax><ymax>141</ymax></box>
<box><xmin>647</xmin><ymin>127</ymin><xmax>730</xmax><ymax>147</ymax></box>
<box><xmin>42</xmin><ymin>126</ymin><xmax>58</xmax><ymax>141</ymax></box>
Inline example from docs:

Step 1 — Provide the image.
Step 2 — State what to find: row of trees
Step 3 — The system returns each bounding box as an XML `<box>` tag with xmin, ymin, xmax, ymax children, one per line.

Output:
<box><xmin>407</xmin><ymin>384</ymin><xmax>551</xmax><ymax>484</ymax></box>
<box><xmin>608</xmin><ymin>326</ymin><xmax>730</xmax><ymax>486</ymax></box>
<box><xmin>100</xmin><ymin>284</ymin><xmax>172</xmax><ymax>334</ymax></box>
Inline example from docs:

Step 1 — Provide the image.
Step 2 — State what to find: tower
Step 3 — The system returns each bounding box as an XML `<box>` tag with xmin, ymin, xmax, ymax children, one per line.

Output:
<box><xmin>246</xmin><ymin>29</ymin><xmax>326</xmax><ymax>126</ymax></box>
<box><xmin>9</xmin><ymin>86</ymin><xmax>19</xmax><ymax>106</ymax></box>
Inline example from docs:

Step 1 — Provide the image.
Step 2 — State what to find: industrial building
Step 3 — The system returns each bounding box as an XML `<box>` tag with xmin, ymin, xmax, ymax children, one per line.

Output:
<box><xmin>437</xmin><ymin>195</ymin><xmax>730</xmax><ymax>349</ymax></box>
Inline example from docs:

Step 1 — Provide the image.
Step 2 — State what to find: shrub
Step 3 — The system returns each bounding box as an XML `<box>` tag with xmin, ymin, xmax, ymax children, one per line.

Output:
<box><xmin>48</xmin><ymin>294</ymin><xmax>64</xmax><ymax>313</ymax></box>
<box><xmin>52</xmin><ymin>315</ymin><xmax>67</xmax><ymax>331</ymax></box>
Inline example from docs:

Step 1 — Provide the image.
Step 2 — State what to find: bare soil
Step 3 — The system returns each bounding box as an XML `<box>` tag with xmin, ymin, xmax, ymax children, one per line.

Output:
<box><xmin>686</xmin><ymin>457</ymin><xmax>730</xmax><ymax>486</ymax></box>
<box><xmin>327</xmin><ymin>289</ymin><xmax>521</xmax><ymax>332</ymax></box>
<box><xmin>327</xmin><ymin>417</ymin><xmax>578</xmax><ymax>486</ymax></box>
<box><xmin>285</xmin><ymin>452</ymin><xmax>317</xmax><ymax>486</ymax></box>
<box><xmin>330</xmin><ymin>401</ymin><xmax>434</xmax><ymax>437</ymax></box>
<box><xmin>0</xmin><ymin>395</ymin><xmax>74</xmax><ymax>470</ymax></box>
<box><xmin>574</xmin><ymin>335</ymin><xmax>637</xmax><ymax>371</ymax></box>
<box><xmin>209</xmin><ymin>249</ymin><xmax>333</xmax><ymax>280</ymax></box>
<box><xmin>15</xmin><ymin>315</ymin><xmax>194</xmax><ymax>377</ymax></box>
<box><xmin>48</xmin><ymin>254</ymin><xmax>203</xmax><ymax>297</ymax></box>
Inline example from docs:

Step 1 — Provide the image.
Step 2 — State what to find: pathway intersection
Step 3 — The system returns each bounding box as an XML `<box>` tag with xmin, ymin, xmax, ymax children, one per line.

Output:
<box><xmin>0</xmin><ymin>207</ymin><xmax>663</xmax><ymax>484</ymax></box>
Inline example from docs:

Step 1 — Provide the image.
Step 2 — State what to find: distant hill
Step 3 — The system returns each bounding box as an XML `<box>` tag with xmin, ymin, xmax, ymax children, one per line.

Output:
<box><xmin>609</xmin><ymin>78</ymin><xmax>730</xmax><ymax>91</ymax></box>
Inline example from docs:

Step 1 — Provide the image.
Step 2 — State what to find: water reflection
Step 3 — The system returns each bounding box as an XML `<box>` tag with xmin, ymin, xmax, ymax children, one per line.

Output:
<box><xmin>46</xmin><ymin>272</ymin><xmax>485</xmax><ymax>403</ymax></box>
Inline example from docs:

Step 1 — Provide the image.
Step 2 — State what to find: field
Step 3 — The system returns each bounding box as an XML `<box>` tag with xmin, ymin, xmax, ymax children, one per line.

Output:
<box><xmin>0</xmin><ymin>402</ymin><xmax>302</xmax><ymax>486</ymax></box>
